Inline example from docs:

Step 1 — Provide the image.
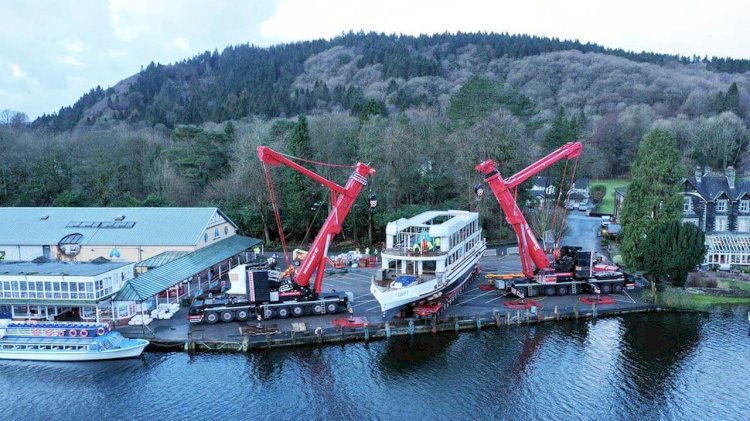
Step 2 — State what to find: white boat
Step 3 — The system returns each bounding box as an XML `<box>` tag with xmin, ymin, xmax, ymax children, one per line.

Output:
<box><xmin>0</xmin><ymin>320</ymin><xmax>148</xmax><ymax>361</ymax></box>
<box><xmin>371</xmin><ymin>210</ymin><xmax>486</xmax><ymax>319</ymax></box>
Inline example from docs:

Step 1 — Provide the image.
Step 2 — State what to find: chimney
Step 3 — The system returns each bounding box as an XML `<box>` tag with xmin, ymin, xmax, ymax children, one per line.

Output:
<box><xmin>727</xmin><ymin>166</ymin><xmax>736</xmax><ymax>189</ymax></box>
<box><xmin>695</xmin><ymin>166</ymin><xmax>702</xmax><ymax>183</ymax></box>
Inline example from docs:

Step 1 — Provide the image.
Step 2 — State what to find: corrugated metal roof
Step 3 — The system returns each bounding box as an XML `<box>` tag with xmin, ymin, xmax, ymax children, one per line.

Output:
<box><xmin>115</xmin><ymin>235</ymin><xmax>260</xmax><ymax>302</ymax></box>
<box><xmin>0</xmin><ymin>261</ymin><xmax>132</xmax><ymax>276</ymax></box>
<box><xmin>135</xmin><ymin>251</ymin><xmax>190</xmax><ymax>269</ymax></box>
<box><xmin>0</xmin><ymin>207</ymin><xmax>237</xmax><ymax>246</ymax></box>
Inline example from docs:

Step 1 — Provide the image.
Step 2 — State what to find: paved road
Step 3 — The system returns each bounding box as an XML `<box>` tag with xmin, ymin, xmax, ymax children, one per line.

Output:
<box><xmin>562</xmin><ymin>211</ymin><xmax>605</xmax><ymax>255</ymax></box>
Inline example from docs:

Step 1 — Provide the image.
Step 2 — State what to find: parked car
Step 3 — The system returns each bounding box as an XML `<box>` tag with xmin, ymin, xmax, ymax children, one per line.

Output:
<box><xmin>565</xmin><ymin>202</ymin><xmax>575</xmax><ymax>210</ymax></box>
<box><xmin>578</xmin><ymin>204</ymin><xmax>588</xmax><ymax>211</ymax></box>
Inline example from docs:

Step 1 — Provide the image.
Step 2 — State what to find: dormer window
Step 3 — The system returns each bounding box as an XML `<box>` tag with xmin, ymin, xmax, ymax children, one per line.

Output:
<box><xmin>717</xmin><ymin>199</ymin><xmax>728</xmax><ymax>212</ymax></box>
<box><xmin>683</xmin><ymin>197</ymin><xmax>692</xmax><ymax>213</ymax></box>
<box><xmin>740</xmin><ymin>199</ymin><xmax>750</xmax><ymax>213</ymax></box>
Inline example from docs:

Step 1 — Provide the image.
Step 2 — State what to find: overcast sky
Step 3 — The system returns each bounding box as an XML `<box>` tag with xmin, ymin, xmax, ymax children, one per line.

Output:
<box><xmin>1</xmin><ymin>0</ymin><xmax>748</xmax><ymax>119</ymax></box>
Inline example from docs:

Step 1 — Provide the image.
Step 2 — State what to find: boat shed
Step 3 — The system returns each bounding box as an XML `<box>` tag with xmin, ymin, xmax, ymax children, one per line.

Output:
<box><xmin>0</xmin><ymin>207</ymin><xmax>239</xmax><ymax>262</ymax></box>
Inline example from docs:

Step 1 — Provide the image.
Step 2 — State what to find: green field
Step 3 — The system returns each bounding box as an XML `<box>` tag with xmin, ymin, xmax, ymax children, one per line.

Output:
<box><xmin>590</xmin><ymin>179</ymin><xmax>630</xmax><ymax>214</ymax></box>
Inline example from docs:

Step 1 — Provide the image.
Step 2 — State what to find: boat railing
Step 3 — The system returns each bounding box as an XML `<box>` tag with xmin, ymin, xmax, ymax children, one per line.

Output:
<box><xmin>382</xmin><ymin>248</ymin><xmax>447</xmax><ymax>257</ymax></box>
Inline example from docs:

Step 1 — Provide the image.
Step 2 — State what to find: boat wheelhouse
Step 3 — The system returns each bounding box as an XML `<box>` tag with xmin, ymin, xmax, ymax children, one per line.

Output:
<box><xmin>370</xmin><ymin>210</ymin><xmax>486</xmax><ymax>318</ymax></box>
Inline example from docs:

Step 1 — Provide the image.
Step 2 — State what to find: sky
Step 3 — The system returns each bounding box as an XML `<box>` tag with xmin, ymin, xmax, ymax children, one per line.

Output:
<box><xmin>1</xmin><ymin>0</ymin><xmax>748</xmax><ymax>120</ymax></box>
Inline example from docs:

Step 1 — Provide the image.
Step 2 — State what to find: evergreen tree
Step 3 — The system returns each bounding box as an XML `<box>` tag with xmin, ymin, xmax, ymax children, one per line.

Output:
<box><xmin>620</xmin><ymin>129</ymin><xmax>683</xmax><ymax>270</ymax></box>
<box><xmin>286</xmin><ymin>115</ymin><xmax>318</xmax><ymax>242</ymax></box>
<box><xmin>725</xmin><ymin>82</ymin><xmax>741</xmax><ymax>116</ymax></box>
<box><xmin>641</xmin><ymin>221</ymin><xmax>705</xmax><ymax>285</ymax></box>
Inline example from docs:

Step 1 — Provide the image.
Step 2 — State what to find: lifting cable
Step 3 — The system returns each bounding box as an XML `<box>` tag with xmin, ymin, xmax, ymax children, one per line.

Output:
<box><xmin>277</xmin><ymin>151</ymin><xmax>355</xmax><ymax>169</ymax></box>
<box><xmin>262</xmin><ymin>162</ymin><xmax>292</xmax><ymax>268</ymax></box>
<box><xmin>555</xmin><ymin>156</ymin><xmax>580</xmax><ymax>247</ymax></box>
<box><xmin>550</xmin><ymin>159</ymin><xmax>570</xmax><ymax>238</ymax></box>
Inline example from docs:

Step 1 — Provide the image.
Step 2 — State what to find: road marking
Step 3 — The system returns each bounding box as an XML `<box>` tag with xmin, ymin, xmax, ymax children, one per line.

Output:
<box><xmin>353</xmin><ymin>299</ymin><xmax>376</xmax><ymax>306</ymax></box>
<box><xmin>484</xmin><ymin>294</ymin><xmax>506</xmax><ymax>303</ymax></box>
<box><xmin>365</xmin><ymin>304</ymin><xmax>382</xmax><ymax>312</ymax></box>
<box><xmin>456</xmin><ymin>291</ymin><xmax>494</xmax><ymax>305</ymax></box>
<box><xmin>622</xmin><ymin>290</ymin><xmax>637</xmax><ymax>303</ymax></box>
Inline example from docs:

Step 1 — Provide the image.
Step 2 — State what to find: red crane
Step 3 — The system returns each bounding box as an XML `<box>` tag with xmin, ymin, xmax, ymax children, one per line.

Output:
<box><xmin>475</xmin><ymin>142</ymin><xmax>583</xmax><ymax>278</ymax></box>
<box><xmin>258</xmin><ymin>146</ymin><xmax>376</xmax><ymax>297</ymax></box>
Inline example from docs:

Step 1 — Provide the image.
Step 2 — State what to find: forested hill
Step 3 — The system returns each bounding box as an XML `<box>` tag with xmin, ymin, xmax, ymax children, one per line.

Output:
<box><xmin>31</xmin><ymin>32</ymin><xmax>750</xmax><ymax>132</ymax></box>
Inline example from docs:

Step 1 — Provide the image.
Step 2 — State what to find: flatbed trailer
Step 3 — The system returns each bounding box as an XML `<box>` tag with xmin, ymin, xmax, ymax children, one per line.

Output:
<box><xmin>188</xmin><ymin>293</ymin><xmax>351</xmax><ymax>324</ymax></box>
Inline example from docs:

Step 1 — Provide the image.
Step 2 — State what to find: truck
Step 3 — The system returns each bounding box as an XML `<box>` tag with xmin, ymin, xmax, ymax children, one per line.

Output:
<box><xmin>187</xmin><ymin>146</ymin><xmax>376</xmax><ymax>323</ymax></box>
<box><xmin>475</xmin><ymin>141</ymin><xmax>635</xmax><ymax>298</ymax></box>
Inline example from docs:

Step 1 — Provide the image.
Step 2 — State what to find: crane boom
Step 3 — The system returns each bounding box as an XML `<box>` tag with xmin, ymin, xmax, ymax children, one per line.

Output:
<box><xmin>258</xmin><ymin>146</ymin><xmax>376</xmax><ymax>295</ymax></box>
<box><xmin>475</xmin><ymin>142</ymin><xmax>583</xmax><ymax>278</ymax></box>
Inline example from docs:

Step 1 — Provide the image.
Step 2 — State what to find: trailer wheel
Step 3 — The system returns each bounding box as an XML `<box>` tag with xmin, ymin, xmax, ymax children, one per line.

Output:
<box><xmin>205</xmin><ymin>312</ymin><xmax>219</xmax><ymax>324</ymax></box>
<box><xmin>277</xmin><ymin>306</ymin><xmax>290</xmax><ymax>318</ymax></box>
<box><xmin>312</xmin><ymin>303</ymin><xmax>324</xmax><ymax>314</ymax></box>
<box><xmin>528</xmin><ymin>286</ymin><xmax>539</xmax><ymax>297</ymax></box>
<box><xmin>613</xmin><ymin>283</ymin><xmax>624</xmax><ymax>293</ymax></box>
<box><xmin>291</xmin><ymin>305</ymin><xmax>304</xmax><ymax>317</ymax></box>
<box><xmin>556</xmin><ymin>285</ymin><xmax>568</xmax><ymax>296</ymax></box>
<box><xmin>600</xmin><ymin>283</ymin><xmax>612</xmax><ymax>294</ymax></box>
<box><xmin>263</xmin><ymin>307</ymin><xmax>275</xmax><ymax>319</ymax></box>
<box><xmin>326</xmin><ymin>302</ymin><xmax>339</xmax><ymax>313</ymax></box>
<box><xmin>235</xmin><ymin>309</ymin><xmax>249</xmax><ymax>321</ymax></box>
<box><xmin>544</xmin><ymin>285</ymin><xmax>556</xmax><ymax>296</ymax></box>
<box><xmin>220</xmin><ymin>310</ymin><xmax>234</xmax><ymax>322</ymax></box>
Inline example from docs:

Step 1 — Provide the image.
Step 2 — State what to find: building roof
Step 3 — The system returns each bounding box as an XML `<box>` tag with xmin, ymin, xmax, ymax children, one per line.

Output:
<box><xmin>135</xmin><ymin>251</ymin><xmax>190</xmax><ymax>270</ymax></box>
<box><xmin>0</xmin><ymin>207</ymin><xmax>237</xmax><ymax>246</ymax></box>
<box><xmin>115</xmin><ymin>235</ymin><xmax>260</xmax><ymax>302</ymax></box>
<box><xmin>684</xmin><ymin>173</ymin><xmax>750</xmax><ymax>202</ymax></box>
<box><xmin>615</xmin><ymin>187</ymin><xmax>627</xmax><ymax>196</ymax></box>
<box><xmin>385</xmin><ymin>210</ymin><xmax>478</xmax><ymax>237</ymax></box>
<box><xmin>573</xmin><ymin>177</ymin><xmax>589</xmax><ymax>190</ymax></box>
<box><xmin>0</xmin><ymin>260</ymin><xmax>132</xmax><ymax>277</ymax></box>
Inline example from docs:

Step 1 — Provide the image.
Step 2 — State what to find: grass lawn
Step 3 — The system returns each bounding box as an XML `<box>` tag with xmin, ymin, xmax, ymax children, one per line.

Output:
<box><xmin>590</xmin><ymin>179</ymin><xmax>630</xmax><ymax>214</ymax></box>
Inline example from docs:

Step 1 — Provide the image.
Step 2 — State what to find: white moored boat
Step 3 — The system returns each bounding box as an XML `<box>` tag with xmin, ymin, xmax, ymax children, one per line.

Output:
<box><xmin>0</xmin><ymin>320</ymin><xmax>148</xmax><ymax>361</ymax></box>
<box><xmin>371</xmin><ymin>210</ymin><xmax>486</xmax><ymax>319</ymax></box>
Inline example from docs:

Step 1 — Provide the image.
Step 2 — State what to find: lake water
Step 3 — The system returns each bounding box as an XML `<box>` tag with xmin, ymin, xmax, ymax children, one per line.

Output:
<box><xmin>2</xmin><ymin>308</ymin><xmax>749</xmax><ymax>420</ymax></box>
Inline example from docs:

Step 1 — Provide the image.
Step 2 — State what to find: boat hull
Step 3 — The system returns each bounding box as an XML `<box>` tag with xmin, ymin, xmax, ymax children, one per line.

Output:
<box><xmin>372</xmin><ymin>248</ymin><xmax>483</xmax><ymax>319</ymax></box>
<box><xmin>0</xmin><ymin>340</ymin><xmax>149</xmax><ymax>362</ymax></box>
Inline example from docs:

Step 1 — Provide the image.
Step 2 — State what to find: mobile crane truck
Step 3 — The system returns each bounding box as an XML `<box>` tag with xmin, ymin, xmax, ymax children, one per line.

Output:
<box><xmin>188</xmin><ymin>146</ymin><xmax>376</xmax><ymax>323</ymax></box>
<box><xmin>476</xmin><ymin>141</ymin><xmax>634</xmax><ymax>298</ymax></box>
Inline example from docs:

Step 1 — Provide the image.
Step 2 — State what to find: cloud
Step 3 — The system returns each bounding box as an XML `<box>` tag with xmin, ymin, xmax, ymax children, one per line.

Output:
<box><xmin>63</xmin><ymin>40</ymin><xmax>85</xmax><ymax>53</ymax></box>
<box><xmin>171</xmin><ymin>36</ymin><xmax>190</xmax><ymax>51</ymax></box>
<box><xmin>9</xmin><ymin>64</ymin><xmax>25</xmax><ymax>78</ymax></box>
<box><xmin>108</xmin><ymin>0</ymin><xmax>166</xmax><ymax>41</ymax></box>
<box><xmin>58</xmin><ymin>56</ymin><xmax>85</xmax><ymax>67</ymax></box>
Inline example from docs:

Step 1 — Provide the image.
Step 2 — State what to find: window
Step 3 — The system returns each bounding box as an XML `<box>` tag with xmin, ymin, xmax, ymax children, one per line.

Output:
<box><xmin>738</xmin><ymin>217</ymin><xmax>750</xmax><ymax>233</ymax></box>
<box><xmin>715</xmin><ymin>216</ymin><xmax>728</xmax><ymax>232</ymax></box>
<box><xmin>214</xmin><ymin>227</ymin><xmax>220</xmax><ymax>239</ymax></box>
<box><xmin>740</xmin><ymin>200</ymin><xmax>750</xmax><ymax>213</ymax></box>
<box><xmin>717</xmin><ymin>199</ymin><xmax>728</xmax><ymax>212</ymax></box>
<box><xmin>683</xmin><ymin>196</ymin><xmax>692</xmax><ymax>213</ymax></box>
<box><xmin>224</xmin><ymin>226</ymin><xmax>229</xmax><ymax>235</ymax></box>
<box><xmin>204</xmin><ymin>233</ymin><xmax>208</xmax><ymax>242</ymax></box>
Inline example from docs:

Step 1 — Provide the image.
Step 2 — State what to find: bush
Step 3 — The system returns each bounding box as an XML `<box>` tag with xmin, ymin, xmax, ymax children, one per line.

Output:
<box><xmin>590</xmin><ymin>184</ymin><xmax>607</xmax><ymax>204</ymax></box>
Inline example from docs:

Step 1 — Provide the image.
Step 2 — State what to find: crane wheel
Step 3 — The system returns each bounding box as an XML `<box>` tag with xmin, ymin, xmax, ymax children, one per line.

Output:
<box><xmin>556</xmin><ymin>285</ymin><xmax>568</xmax><ymax>296</ymax></box>
<box><xmin>529</xmin><ymin>286</ymin><xmax>539</xmax><ymax>297</ymax></box>
<box><xmin>326</xmin><ymin>303</ymin><xmax>339</xmax><ymax>313</ymax></box>
<box><xmin>544</xmin><ymin>286</ymin><xmax>556</xmax><ymax>296</ymax></box>
<box><xmin>291</xmin><ymin>305</ymin><xmax>304</xmax><ymax>317</ymax></box>
<box><xmin>277</xmin><ymin>306</ymin><xmax>290</xmax><ymax>318</ymax></box>
<box><xmin>205</xmin><ymin>312</ymin><xmax>219</xmax><ymax>324</ymax></box>
<box><xmin>600</xmin><ymin>283</ymin><xmax>612</xmax><ymax>294</ymax></box>
<box><xmin>263</xmin><ymin>307</ymin><xmax>275</xmax><ymax>319</ymax></box>
<box><xmin>613</xmin><ymin>283</ymin><xmax>624</xmax><ymax>293</ymax></box>
<box><xmin>220</xmin><ymin>311</ymin><xmax>234</xmax><ymax>322</ymax></box>
<box><xmin>312</xmin><ymin>304</ymin><xmax>324</xmax><ymax>314</ymax></box>
<box><xmin>235</xmin><ymin>309</ymin><xmax>249</xmax><ymax>321</ymax></box>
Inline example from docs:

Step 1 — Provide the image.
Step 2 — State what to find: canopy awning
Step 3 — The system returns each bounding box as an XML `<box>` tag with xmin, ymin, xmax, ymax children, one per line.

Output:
<box><xmin>114</xmin><ymin>235</ymin><xmax>261</xmax><ymax>302</ymax></box>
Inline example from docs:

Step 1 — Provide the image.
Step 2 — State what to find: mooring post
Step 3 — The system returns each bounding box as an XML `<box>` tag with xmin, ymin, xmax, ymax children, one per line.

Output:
<box><xmin>554</xmin><ymin>305</ymin><xmax>559</xmax><ymax>321</ymax></box>
<box><xmin>476</xmin><ymin>315</ymin><xmax>481</xmax><ymax>331</ymax></box>
<box><xmin>516</xmin><ymin>310</ymin><xmax>520</xmax><ymax>325</ymax></box>
<box><xmin>431</xmin><ymin>316</ymin><xmax>437</xmax><ymax>334</ymax></box>
<box><xmin>454</xmin><ymin>316</ymin><xmax>460</xmax><ymax>332</ymax></box>
<box><xmin>506</xmin><ymin>311</ymin><xmax>511</xmax><ymax>326</ymax></box>
<box><xmin>592</xmin><ymin>303</ymin><xmax>597</xmax><ymax>319</ymax></box>
<box><xmin>241</xmin><ymin>335</ymin><xmax>249</xmax><ymax>352</ymax></box>
<box><xmin>385</xmin><ymin>322</ymin><xmax>391</xmax><ymax>339</ymax></box>
<box><xmin>315</xmin><ymin>326</ymin><xmax>323</xmax><ymax>344</ymax></box>
<box><xmin>408</xmin><ymin>319</ymin><xmax>415</xmax><ymax>335</ymax></box>
<box><xmin>525</xmin><ymin>309</ymin><xmax>530</xmax><ymax>324</ymax></box>
<box><xmin>574</xmin><ymin>305</ymin><xmax>579</xmax><ymax>320</ymax></box>
<box><xmin>364</xmin><ymin>326</ymin><xmax>369</xmax><ymax>341</ymax></box>
<box><xmin>494</xmin><ymin>310</ymin><xmax>501</xmax><ymax>327</ymax></box>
